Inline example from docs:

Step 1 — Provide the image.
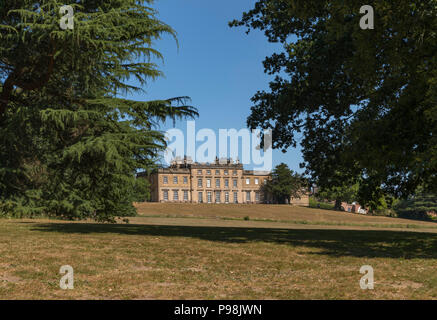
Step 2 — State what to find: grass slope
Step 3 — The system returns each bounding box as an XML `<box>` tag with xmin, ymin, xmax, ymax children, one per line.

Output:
<box><xmin>1</xmin><ymin>210</ymin><xmax>437</xmax><ymax>299</ymax></box>
<box><xmin>134</xmin><ymin>203</ymin><xmax>437</xmax><ymax>230</ymax></box>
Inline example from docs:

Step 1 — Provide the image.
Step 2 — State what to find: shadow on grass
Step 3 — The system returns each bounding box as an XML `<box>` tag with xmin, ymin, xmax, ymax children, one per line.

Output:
<box><xmin>30</xmin><ymin>222</ymin><xmax>437</xmax><ymax>259</ymax></box>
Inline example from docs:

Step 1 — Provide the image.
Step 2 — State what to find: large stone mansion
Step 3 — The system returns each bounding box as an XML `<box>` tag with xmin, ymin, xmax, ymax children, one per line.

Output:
<box><xmin>145</xmin><ymin>156</ymin><xmax>309</xmax><ymax>205</ymax></box>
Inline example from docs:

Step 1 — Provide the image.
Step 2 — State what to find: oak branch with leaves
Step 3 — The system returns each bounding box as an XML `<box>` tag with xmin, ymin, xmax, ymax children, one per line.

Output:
<box><xmin>231</xmin><ymin>0</ymin><xmax>437</xmax><ymax>204</ymax></box>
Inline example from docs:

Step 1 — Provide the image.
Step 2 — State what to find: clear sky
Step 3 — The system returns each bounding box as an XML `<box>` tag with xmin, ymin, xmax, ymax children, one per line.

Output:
<box><xmin>127</xmin><ymin>0</ymin><xmax>304</xmax><ymax>173</ymax></box>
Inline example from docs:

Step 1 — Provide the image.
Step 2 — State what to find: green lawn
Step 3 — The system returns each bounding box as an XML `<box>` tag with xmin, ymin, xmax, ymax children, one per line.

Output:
<box><xmin>1</xmin><ymin>212</ymin><xmax>437</xmax><ymax>299</ymax></box>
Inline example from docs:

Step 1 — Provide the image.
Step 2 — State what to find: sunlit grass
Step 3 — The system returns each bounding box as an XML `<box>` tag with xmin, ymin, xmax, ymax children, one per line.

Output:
<box><xmin>1</xmin><ymin>216</ymin><xmax>437</xmax><ymax>300</ymax></box>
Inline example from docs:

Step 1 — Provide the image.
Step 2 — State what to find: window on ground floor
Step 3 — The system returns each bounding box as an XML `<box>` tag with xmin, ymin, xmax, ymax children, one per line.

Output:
<box><xmin>173</xmin><ymin>190</ymin><xmax>179</xmax><ymax>201</ymax></box>
<box><xmin>215</xmin><ymin>191</ymin><xmax>221</xmax><ymax>203</ymax></box>
<box><xmin>184</xmin><ymin>190</ymin><xmax>189</xmax><ymax>201</ymax></box>
<box><xmin>198</xmin><ymin>192</ymin><xmax>203</xmax><ymax>203</ymax></box>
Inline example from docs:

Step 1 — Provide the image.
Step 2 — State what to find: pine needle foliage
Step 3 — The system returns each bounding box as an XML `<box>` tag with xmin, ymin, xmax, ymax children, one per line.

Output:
<box><xmin>394</xmin><ymin>188</ymin><xmax>437</xmax><ymax>220</ymax></box>
<box><xmin>0</xmin><ymin>1</ymin><xmax>198</xmax><ymax>221</ymax></box>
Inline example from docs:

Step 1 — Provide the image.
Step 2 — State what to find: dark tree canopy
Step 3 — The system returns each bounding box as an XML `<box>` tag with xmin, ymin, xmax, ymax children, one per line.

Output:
<box><xmin>317</xmin><ymin>182</ymin><xmax>359</xmax><ymax>211</ymax></box>
<box><xmin>0</xmin><ymin>1</ymin><xmax>197</xmax><ymax>221</ymax></box>
<box><xmin>264</xmin><ymin>163</ymin><xmax>306</xmax><ymax>204</ymax></box>
<box><xmin>231</xmin><ymin>1</ymin><xmax>437</xmax><ymax>203</ymax></box>
<box><xmin>394</xmin><ymin>188</ymin><xmax>437</xmax><ymax>220</ymax></box>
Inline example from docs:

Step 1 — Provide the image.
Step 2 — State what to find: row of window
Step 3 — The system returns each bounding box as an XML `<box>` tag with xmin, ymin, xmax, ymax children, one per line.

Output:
<box><xmin>163</xmin><ymin>176</ymin><xmax>266</xmax><ymax>186</ymax></box>
<box><xmin>199</xmin><ymin>178</ymin><xmax>265</xmax><ymax>187</ymax></box>
<box><xmin>197</xmin><ymin>169</ymin><xmax>237</xmax><ymax>176</ymax></box>
<box><xmin>198</xmin><ymin>178</ymin><xmax>236</xmax><ymax>188</ymax></box>
<box><xmin>163</xmin><ymin>190</ymin><xmax>190</xmax><ymax>201</ymax></box>
<box><xmin>163</xmin><ymin>190</ymin><xmax>261</xmax><ymax>203</ymax></box>
<box><xmin>163</xmin><ymin>176</ymin><xmax>189</xmax><ymax>184</ymax></box>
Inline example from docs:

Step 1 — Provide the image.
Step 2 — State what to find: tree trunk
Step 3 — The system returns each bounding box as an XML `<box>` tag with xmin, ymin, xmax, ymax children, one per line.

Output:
<box><xmin>334</xmin><ymin>199</ymin><xmax>342</xmax><ymax>211</ymax></box>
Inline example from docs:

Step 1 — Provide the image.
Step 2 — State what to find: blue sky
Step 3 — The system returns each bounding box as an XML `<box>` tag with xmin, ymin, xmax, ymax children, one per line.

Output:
<box><xmin>127</xmin><ymin>0</ymin><xmax>304</xmax><ymax>173</ymax></box>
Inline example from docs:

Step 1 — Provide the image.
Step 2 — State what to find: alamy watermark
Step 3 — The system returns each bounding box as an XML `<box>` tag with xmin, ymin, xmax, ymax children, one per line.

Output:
<box><xmin>59</xmin><ymin>265</ymin><xmax>74</xmax><ymax>290</ymax></box>
<box><xmin>164</xmin><ymin>121</ymin><xmax>272</xmax><ymax>172</ymax></box>
<box><xmin>360</xmin><ymin>5</ymin><xmax>374</xmax><ymax>30</ymax></box>
<box><xmin>360</xmin><ymin>265</ymin><xmax>374</xmax><ymax>289</ymax></box>
<box><xmin>58</xmin><ymin>4</ymin><xmax>374</xmax><ymax>31</ymax></box>
<box><xmin>60</xmin><ymin>5</ymin><xmax>74</xmax><ymax>30</ymax></box>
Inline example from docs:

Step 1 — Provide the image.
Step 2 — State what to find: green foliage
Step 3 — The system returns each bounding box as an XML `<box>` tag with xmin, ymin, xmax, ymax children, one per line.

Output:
<box><xmin>316</xmin><ymin>178</ymin><xmax>399</xmax><ymax>214</ymax></box>
<box><xmin>231</xmin><ymin>1</ymin><xmax>437</xmax><ymax>203</ymax></box>
<box><xmin>394</xmin><ymin>189</ymin><xmax>437</xmax><ymax>220</ymax></box>
<box><xmin>317</xmin><ymin>182</ymin><xmax>359</xmax><ymax>210</ymax></box>
<box><xmin>265</xmin><ymin>163</ymin><xmax>307</xmax><ymax>204</ymax></box>
<box><xmin>308</xmin><ymin>197</ymin><xmax>335</xmax><ymax>210</ymax></box>
<box><xmin>0</xmin><ymin>1</ymin><xmax>197</xmax><ymax>221</ymax></box>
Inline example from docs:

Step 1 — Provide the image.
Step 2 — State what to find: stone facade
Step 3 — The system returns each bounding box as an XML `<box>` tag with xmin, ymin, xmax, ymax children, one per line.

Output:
<box><xmin>145</xmin><ymin>157</ymin><xmax>309</xmax><ymax>205</ymax></box>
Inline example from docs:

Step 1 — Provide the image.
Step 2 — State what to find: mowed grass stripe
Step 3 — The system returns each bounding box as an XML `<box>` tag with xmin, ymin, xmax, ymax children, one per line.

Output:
<box><xmin>1</xmin><ymin>215</ymin><xmax>437</xmax><ymax>299</ymax></box>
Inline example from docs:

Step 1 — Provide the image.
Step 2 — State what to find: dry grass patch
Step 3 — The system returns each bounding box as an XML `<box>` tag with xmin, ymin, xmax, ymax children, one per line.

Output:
<box><xmin>0</xmin><ymin>217</ymin><xmax>437</xmax><ymax>299</ymax></box>
<box><xmin>134</xmin><ymin>203</ymin><xmax>437</xmax><ymax>229</ymax></box>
